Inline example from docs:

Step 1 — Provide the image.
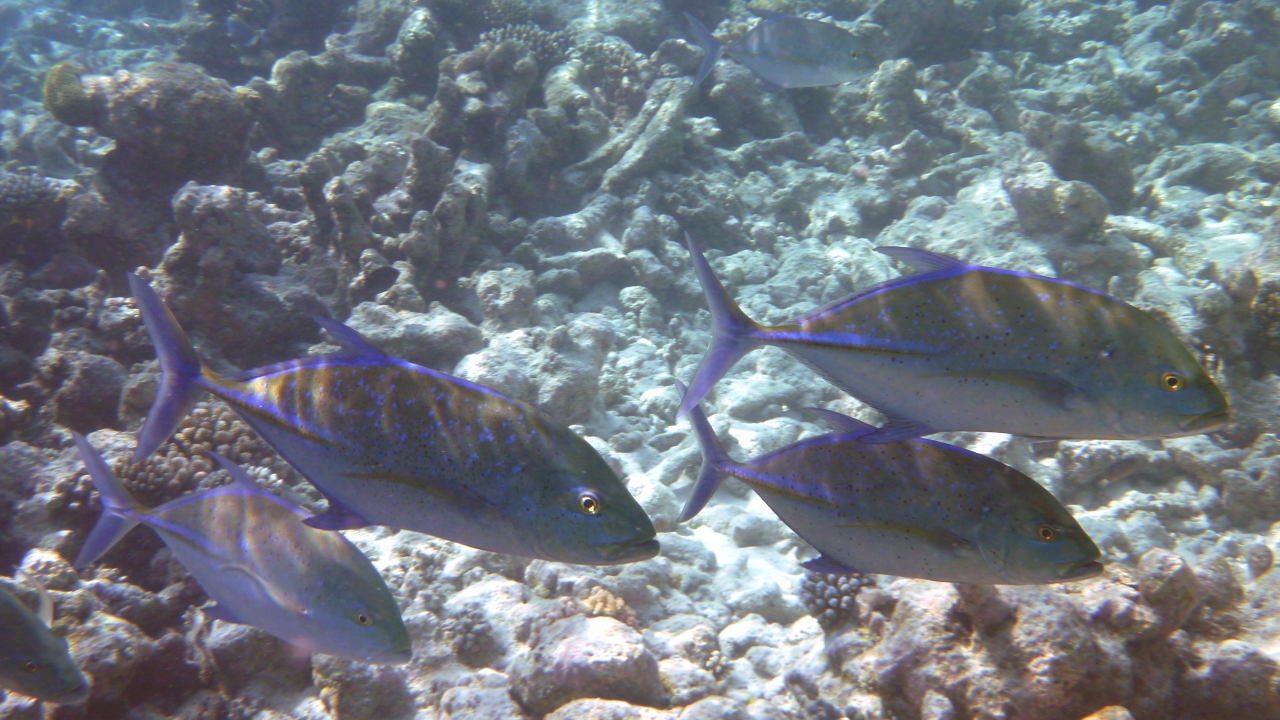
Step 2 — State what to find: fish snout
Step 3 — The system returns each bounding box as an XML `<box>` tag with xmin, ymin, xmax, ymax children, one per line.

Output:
<box><xmin>600</xmin><ymin>537</ymin><xmax>660</xmax><ymax>564</ymax></box>
<box><xmin>1055</xmin><ymin>558</ymin><xmax>1104</xmax><ymax>581</ymax></box>
<box><xmin>58</xmin><ymin>679</ymin><xmax>90</xmax><ymax>705</ymax></box>
<box><xmin>365</xmin><ymin>644</ymin><xmax>413</xmax><ymax>665</ymax></box>
<box><xmin>1177</xmin><ymin>407</ymin><xmax>1230</xmax><ymax>433</ymax></box>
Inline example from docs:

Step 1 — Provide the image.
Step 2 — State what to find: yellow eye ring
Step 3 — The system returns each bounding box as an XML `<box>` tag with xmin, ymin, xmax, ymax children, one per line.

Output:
<box><xmin>356</xmin><ymin>612</ymin><xmax>373</xmax><ymax>627</ymax></box>
<box><xmin>1037</xmin><ymin>524</ymin><xmax>1057</xmax><ymax>542</ymax></box>
<box><xmin>24</xmin><ymin>661</ymin><xmax>38</xmax><ymax>673</ymax></box>
<box><xmin>578</xmin><ymin>492</ymin><xmax>601</xmax><ymax>515</ymax></box>
<box><xmin>1160</xmin><ymin>372</ymin><xmax>1182</xmax><ymax>392</ymax></box>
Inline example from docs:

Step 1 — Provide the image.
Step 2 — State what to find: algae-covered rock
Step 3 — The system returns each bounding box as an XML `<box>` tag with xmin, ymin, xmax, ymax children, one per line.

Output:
<box><xmin>511</xmin><ymin>615</ymin><xmax>666</xmax><ymax>715</ymax></box>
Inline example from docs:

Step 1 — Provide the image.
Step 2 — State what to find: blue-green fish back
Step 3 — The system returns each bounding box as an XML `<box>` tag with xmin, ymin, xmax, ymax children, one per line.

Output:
<box><xmin>679</xmin><ymin>237</ymin><xmax>1229</xmax><ymax>443</ymax></box>
<box><xmin>681</xmin><ymin>400</ymin><xmax>1103</xmax><ymax>585</ymax></box>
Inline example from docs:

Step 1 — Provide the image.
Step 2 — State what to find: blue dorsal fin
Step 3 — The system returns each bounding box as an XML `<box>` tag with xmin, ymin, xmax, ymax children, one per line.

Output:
<box><xmin>876</xmin><ymin>246</ymin><xmax>968</xmax><ymax>274</ymax></box>
<box><xmin>805</xmin><ymin>408</ymin><xmax>875</xmax><ymax>436</ymax></box>
<box><xmin>855</xmin><ymin>412</ymin><xmax>935</xmax><ymax>444</ymax></box>
<box><xmin>207</xmin><ymin>452</ymin><xmax>262</xmax><ymax>492</ymax></box>
<box><xmin>312</xmin><ymin>315</ymin><xmax>386</xmax><ymax>358</ymax></box>
<box><xmin>802</xmin><ymin>555</ymin><xmax>862</xmax><ymax>575</ymax></box>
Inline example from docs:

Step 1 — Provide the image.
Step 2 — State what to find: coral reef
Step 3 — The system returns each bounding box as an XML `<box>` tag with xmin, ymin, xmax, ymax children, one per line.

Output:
<box><xmin>2</xmin><ymin>0</ymin><xmax>1280</xmax><ymax>718</ymax></box>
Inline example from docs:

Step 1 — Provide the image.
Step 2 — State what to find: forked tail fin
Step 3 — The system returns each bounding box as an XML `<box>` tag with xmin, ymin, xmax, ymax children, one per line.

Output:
<box><xmin>128</xmin><ymin>274</ymin><xmax>206</xmax><ymax>463</ymax></box>
<box><xmin>72</xmin><ymin>433</ymin><xmax>141</xmax><ymax>569</ymax></box>
<box><xmin>677</xmin><ymin>381</ymin><xmax>734</xmax><ymax>522</ymax></box>
<box><xmin>684</xmin><ymin>13</ymin><xmax>725</xmax><ymax>85</ymax></box>
<box><xmin>677</xmin><ymin>233</ymin><xmax>764</xmax><ymax>417</ymax></box>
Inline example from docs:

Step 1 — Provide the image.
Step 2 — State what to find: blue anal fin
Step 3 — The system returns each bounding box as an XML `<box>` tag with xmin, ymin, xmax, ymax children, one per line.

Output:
<box><xmin>303</xmin><ymin>503</ymin><xmax>370</xmax><ymax>531</ymax></box>
<box><xmin>802</xmin><ymin>555</ymin><xmax>862</xmax><ymax>575</ymax></box>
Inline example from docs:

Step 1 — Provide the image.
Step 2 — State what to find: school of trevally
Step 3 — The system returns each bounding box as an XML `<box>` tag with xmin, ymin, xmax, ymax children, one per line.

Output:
<box><xmin>0</xmin><ymin>0</ymin><xmax>1278</xmax><ymax>717</ymax></box>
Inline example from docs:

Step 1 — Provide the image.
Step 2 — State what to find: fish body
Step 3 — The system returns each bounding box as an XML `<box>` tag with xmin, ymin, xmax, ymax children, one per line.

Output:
<box><xmin>0</xmin><ymin>582</ymin><xmax>88</xmax><ymax>704</ymax></box>
<box><xmin>127</xmin><ymin>274</ymin><xmax>657</xmax><ymax>566</ymax></box>
<box><xmin>678</xmin><ymin>236</ymin><xmax>1229</xmax><ymax>443</ymax></box>
<box><xmin>686</xmin><ymin>11</ymin><xmax>872</xmax><ymax>89</ymax></box>
<box><xmin>73</xmin><ymin>435</ymin><xmax>411</xmax><ymax>665</ymax></box>
<box><xmin>225</xmin><ymin>14</ymin><xmax>260</xmax><ymax>46</ymax></box>
<box><xmin>680</xmin><ymin>394</ymin><xmax>1103</xmax><ymax>585</ymax></box>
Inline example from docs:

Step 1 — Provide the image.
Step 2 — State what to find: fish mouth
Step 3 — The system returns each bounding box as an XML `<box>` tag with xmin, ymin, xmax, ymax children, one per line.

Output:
<box><xmin>1178</xmin><ymin>408</ymin><xmax>1230</xmax><ymax>432</ymax></box>
<box><xmin>365</xmin><ymin>646</ymin><xmax>413</xmax><ymax>666</ymax></box>
<box><xmin>1055</xmin><ymin>559</ymin><xmax>1104</xmax><ymax>581</ymax></box>
<box><xmin>599</xmin><ymin>537</ymin><xmax>661</xmax><ymax>564</ymax></box>
<box><xmin>55</xmin><ymin>681</ymin><xmax>90</xmax><ymax>705</ymax></box>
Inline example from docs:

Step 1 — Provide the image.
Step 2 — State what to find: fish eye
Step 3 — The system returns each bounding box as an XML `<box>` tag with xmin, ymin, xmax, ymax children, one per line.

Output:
<box><xmin>849</xmin><ymin>51</ymin><xmax>859</xmax><ymax>58</ymax></box>
<box><xmin>24</xmin><ymin>661</ymin><xmax>38</xmax><ymax>673</ymax></box>
<box><xmin>1160</xmin><ymin>372</ymin><xmax>1182</xmax><ymax>392</ymax></box>
<box><xmin>577</xmin><ymin>491</ymin><xmax>601</xmax><ymax>515</ymax></box>
<box><xmin>1036</xmin><ymin>524</ymin><xmax>1058</xmax><ymax>542</ymax></box>
<box><xmin>355</xmin><ymin>611</ymin><xmax>373</xmax><ymax>627</ymax></box>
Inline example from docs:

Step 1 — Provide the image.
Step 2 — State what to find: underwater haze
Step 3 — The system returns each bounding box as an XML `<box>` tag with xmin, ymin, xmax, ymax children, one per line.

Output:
<box><xmin>0</xmin><ymin>0</ymin><xmax>1276</xmax><ymax>718</ymax></box>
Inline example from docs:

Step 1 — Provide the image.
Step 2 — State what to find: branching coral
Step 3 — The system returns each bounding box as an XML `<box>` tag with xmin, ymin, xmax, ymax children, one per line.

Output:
<box><xmin>573</xmin><ymin>38</ymin><xmax>654</xmax><ymax>126</ymax></box>
<box><xmin>801</xmin><ymin>570</ymin><xmax>875</xmax><ymax>631</ymax></box>
<box><xmin>439</xmin><ymin>608</ymin><xmax>499</xmax><ymax>667</ymax></box>
<box><xmin>71</xmin><ymin>401</ymin><xmax>301</xmax><ymax>508</ymax></box>
<box><xmin>431</xmin><ymin>0</ymin><xmax>531</xmax><ymax>34</ymax></box>
<box><xmin>478</xmin><ymin>23</ymin><xmax>572</xmax><ymax>71</ymax></box>
<box><xmin>579</xmin><ymin>585</ymin><xmax>637</xmax><ymax>627</ymax></box>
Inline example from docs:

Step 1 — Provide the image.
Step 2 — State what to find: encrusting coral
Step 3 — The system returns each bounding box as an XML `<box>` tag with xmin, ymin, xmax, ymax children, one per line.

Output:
<box><xmin>478</xmin><ymin>23</ymin><xmax>572</xmax><ymax>71</ymax></box>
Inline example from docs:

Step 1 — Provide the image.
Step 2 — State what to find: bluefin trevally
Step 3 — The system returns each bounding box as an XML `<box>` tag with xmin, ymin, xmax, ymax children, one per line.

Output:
<box><xmin>678</xmin><ymin>385</ymin><xmax>1103</xmax><ymax>584</ymax></box>
<box><xmin>0</xmin><ymin>576</ymin><xmax>89</xmax><ymax>703</ymax></box>
<box><xmin>678</xmin><ymin>234</ymin><xmax>1229</xmax><ymax>443</ymax></box>
<box><xmin>72</xmin><ymin>434</ymin><xmax>411</xmax><ymax>665</ymax></box>
<box><xmin>126</xmin><ymin>274</ymin><xmax>658</xmax><ymax>566</ymax></box>
<box><xmin>685</xmin><ymin>11</ymin><xmax>873</xmax><ymax>90</ymax></box>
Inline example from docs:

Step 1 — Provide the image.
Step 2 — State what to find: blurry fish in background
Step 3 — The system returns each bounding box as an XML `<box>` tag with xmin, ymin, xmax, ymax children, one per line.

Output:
<box><xmin>225</xmin><ymin>14</ymin><xmax>261</xmax><ymax>47</ymax></box>
<box><xmin>126</xmin><ymin>275</ymin><xmax>658</xmax><ymax>566</ymax></box>
<box><xmin>685</xmin><ymin>10</ymin><xmax>873</xmax><ymax>90</ymax></box>
<box><xmin>72</xmin><ymin>434</ymin><xmax>412</xmax><ymax>665</ymax></box>
<box><xmin>679</xmin><ymin>234</ymin><xmax>1230</xmax><ymax>443</ymax></box>
<box><xmin>0</xmin><ymin>3</ymin><xmax>23</xmax><ymax>34</ymax></box>
<box><xmin>678</xmin><ymin>383</ymin><xmax>1104</xmax><ymax>585</ymax></box>
<box><xmin>0</xmin><ymin>575</ymin><xmax>89</xmax><ymax>704</ymax></box>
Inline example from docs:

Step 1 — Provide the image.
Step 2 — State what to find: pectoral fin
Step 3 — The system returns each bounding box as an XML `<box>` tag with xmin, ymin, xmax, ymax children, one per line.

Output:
<box><xmin>856</xmin><ymin>413</ymin><xmax>935</xmax><ymax>444</ymax></box>
<box><xmin>16</xmin><ymin>571</ymin><xmax>53</xmax><ymax>627</ymax></box>
<box><xmin>801</xmin><ymin>555</ymin><xmax>863</xmax><ymax>575</ymax></box>
<box><xmin>943</xmin><ymin>369</ymin><xmax>1088</xmax><ymax>408</ymax></box>
<box><xmin>804</xmin><ymin>408</ymin><xmax>875</xmax><ymax>436</ymax></box>
<box><xmin>303</xmin><ymin>505</ymin><xmax>370</xmax><ymax>531</ymax></box>
<box><xmin>876</xmin><ymin>246</ymin><xmax>968</xmax><ymax>274</ymax></box>
<box><xmin>841</xmin><ymin>520</ymin><xmax>974</xmax><ymax>554</ymax></box>
<box><xmin>312</xmin><ymin>316</ymin><xmax>386</xmax><ymax>359</ymax></box>
<box><xmin>202</xmin><ymin>602</ymin><xmax>242</xmax><ymax>624</ymax></box>
<box><xmin>217</xmin><ymin>563</ymin><xmax>309</xmax><ymax>617</ymax></box>
<box><xmin>339</xmin><ymin>470</ymin><xmax>493</xmax><ymax>516</ymax></box>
